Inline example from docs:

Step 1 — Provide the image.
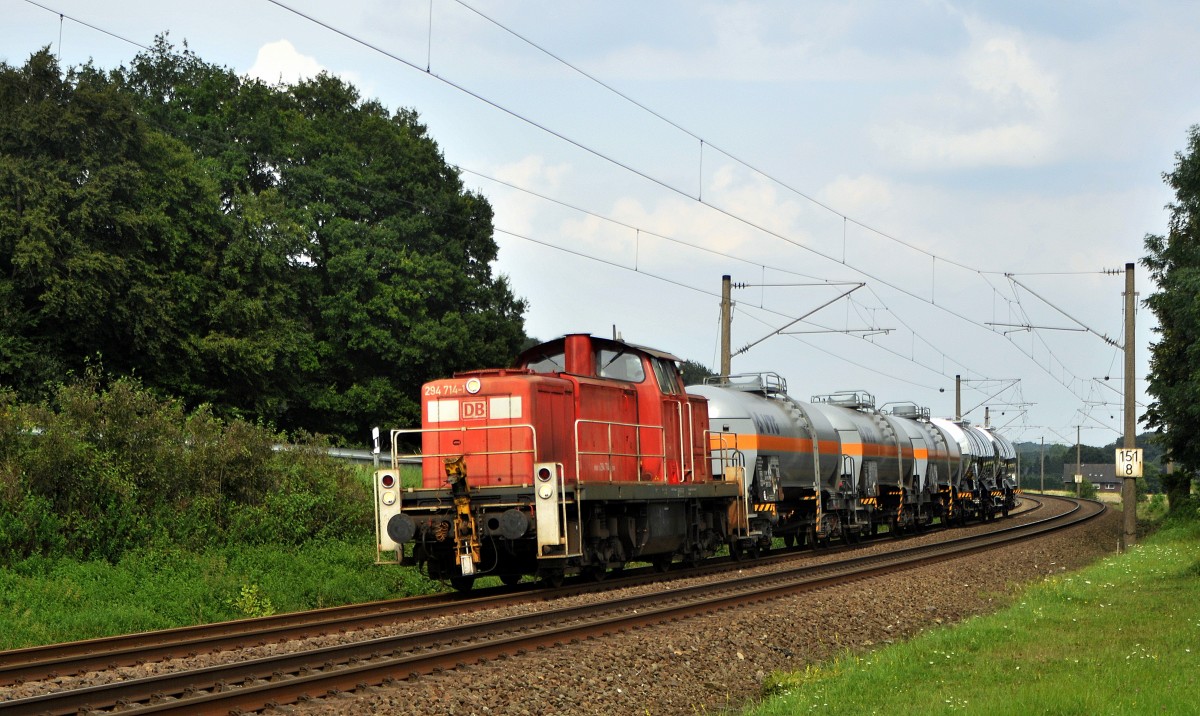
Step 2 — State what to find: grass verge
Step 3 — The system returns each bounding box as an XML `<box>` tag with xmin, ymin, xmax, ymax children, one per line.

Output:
<box><xmin>749</xmin><ymin>518</ymin><xmax>1200</xmax><ymax>715</ymax></box>
<box><xmin>0</xmin><ymin>540</ymin><xmax>441</xmax><ymax>650</ymax></box>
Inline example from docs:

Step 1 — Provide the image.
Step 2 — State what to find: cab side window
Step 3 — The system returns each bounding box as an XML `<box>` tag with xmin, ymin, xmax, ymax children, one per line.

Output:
<box><xmin>652</xmin><ymin>358</ymin><xmax>682</xmax><ymax>394</ymax></box>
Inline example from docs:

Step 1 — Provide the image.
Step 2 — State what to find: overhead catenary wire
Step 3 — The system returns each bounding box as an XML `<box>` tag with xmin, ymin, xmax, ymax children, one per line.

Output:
<box><xmin>464</xmin><ymin>166</ymin><xmax>988</xmax><ymax>383</ymax></box>
<box><xmin>21</xmin><ymin>0</ymin><xmax>1134</xmax><ymax>435</ymax></box>
<box><xmin>436</xmin><ymin>0</ymin><xmax>1130</xmax><ymax>429</ymax></box>
<box><xmin>22</xmin><ymin>0</ymin><xmax>151</xmax><ymax>50</ymax></box>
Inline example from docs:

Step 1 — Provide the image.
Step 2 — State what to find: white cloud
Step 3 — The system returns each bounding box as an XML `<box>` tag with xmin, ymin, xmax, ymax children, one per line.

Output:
<box><xmin>494</xmin><ymin>155</ymin><xmax>571</xmax><ymax>191</ymax></box>
<box><xmin>964</xmin><ymin>33</ymin><xmax>1058</xmax><ymax>110</ymax></box>
<box><xmin>874</xmin><ymin>120</ymin><xmax>1054</xmax><ymax>169</ymax></box>
<box><xmin>480</xmin><ymin>155</ymin><xmax>575</xmax><ymax>236</ymax></box>
<box><xmin>869</xmin><ymin>15</ymin><xmax>1061</xmax><ymax>170</ymax></box>
<box><xmin>245</xmin><ymin>39</ymin><xmax>324</xmax><ymax>85</ymax></box>
<box><xmin>820</xmin><ymin>174</ymin><xmax>894</xmax><ymax>214</ymax></box>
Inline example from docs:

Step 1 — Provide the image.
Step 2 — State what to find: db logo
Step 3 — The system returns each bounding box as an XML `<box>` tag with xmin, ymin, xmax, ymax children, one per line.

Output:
<box><xmin>462</xmin><ymin>399</ymin><xmax>488</xmax><ymax>420</ymax></box>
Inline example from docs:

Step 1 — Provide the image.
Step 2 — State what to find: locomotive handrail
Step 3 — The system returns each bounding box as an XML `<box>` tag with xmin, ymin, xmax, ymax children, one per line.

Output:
<box><xmin>574</xmin><ymin>419</ymin><xmax>665</xmax><ymax>482</ymax></box>
<box><xmin>677</xmin><ymin>401</ymin><xmax>694</xmax><ymax>482</ymax></box>
<box><xmin>388</xmin><ymin>425</ymin><xmax>538</xmax><ymax>471</ymax></box>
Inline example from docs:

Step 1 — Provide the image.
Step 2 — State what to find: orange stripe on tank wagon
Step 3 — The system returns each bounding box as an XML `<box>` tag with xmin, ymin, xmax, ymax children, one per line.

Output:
<box><xmin>707</xmin><ymin>434</ymin><xmax>912</xmax><ymax>459</ymax></box>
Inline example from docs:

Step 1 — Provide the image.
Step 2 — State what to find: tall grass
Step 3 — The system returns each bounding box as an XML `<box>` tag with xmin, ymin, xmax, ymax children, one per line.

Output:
<box><xmin>750</xmin><ymin>517</ymin><xmax>1200</xmax><ymax>715</ymax></box>
<box><xmin>0</xmin><ymin>376</ymin><xmax>443</xmax><ymax>651</ymax></box>
<box><xmin>0</xmin><ymin>540</ymin><xmax>440</xmax><ymax>650</ymax></box>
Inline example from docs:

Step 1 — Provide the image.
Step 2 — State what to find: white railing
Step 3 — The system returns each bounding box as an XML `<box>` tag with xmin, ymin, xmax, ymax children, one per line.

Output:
<box><xmin>388</xmin><ymin>424</ymin><xmax>538</xmax><ymax>472</ymax></box>
<box><xmin>574</xmin><ymin>419</ymin><xmax>665</xmax><ymax>482</ymax></box>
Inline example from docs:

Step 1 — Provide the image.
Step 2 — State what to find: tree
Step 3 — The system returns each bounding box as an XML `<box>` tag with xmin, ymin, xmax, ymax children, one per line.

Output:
<box><xmin>0</xmin><ymin>50</ymin><xmax>223</xmax><ymax>401</ymax></box>
<box><xmin>1142</xmin><ymin>125</ymin><xmax>1200</xmax><ymax>513</ymax></box>
<box><xmin>119</xmin><ymin>39</ymin><xmax>528</xmax><ymax>439</ymax></box>
<box><xmin>1</xmin><ymin>41</ymin><xmax>529</xmax><ymax>441</ymax></box>
<box><xmin>679</xmin><ymin>359</ymin><xmax>716</xmax><ymax>386</ymax></box>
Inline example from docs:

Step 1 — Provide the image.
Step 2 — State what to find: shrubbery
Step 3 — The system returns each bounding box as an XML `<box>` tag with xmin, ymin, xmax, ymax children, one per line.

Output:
<box><xmin>0</xmin><ymin>374</ymin><xmax>371</xmax><ymax>563</ymax></box>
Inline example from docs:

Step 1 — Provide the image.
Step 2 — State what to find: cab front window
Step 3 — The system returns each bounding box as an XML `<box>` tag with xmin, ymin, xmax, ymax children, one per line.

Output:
<box><xmin>597</xmin><ymin>349</ymin><xmax>645</xmax><ymax>382</ymax></box>
<box><xmin>524</xmin><ymin>349</ymin><xmax>566</xmax><ymax>374</ymax></box>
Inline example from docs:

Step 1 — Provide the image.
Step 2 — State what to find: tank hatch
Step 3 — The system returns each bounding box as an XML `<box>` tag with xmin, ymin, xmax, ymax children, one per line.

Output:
<box><xmin>882</xmin><ymin>402</ymin><xmax>931</xmax><ymax>420</ymax></box>
<box><xmin>811</xmin><ymin>390</ymin><xmax>876</xmax><ymax>410</ymax></box>
<box><xmin>702</xmin><ymin>372</ymin><xmax>788</xmax><ymax>395</ymax></box>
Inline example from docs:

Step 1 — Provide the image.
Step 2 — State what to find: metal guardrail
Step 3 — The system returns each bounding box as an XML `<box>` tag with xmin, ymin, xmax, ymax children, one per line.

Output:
<box><xmin>272</xmin><ymin>445</ymin><xmax>420</xmax><ymax>465</ymax></box>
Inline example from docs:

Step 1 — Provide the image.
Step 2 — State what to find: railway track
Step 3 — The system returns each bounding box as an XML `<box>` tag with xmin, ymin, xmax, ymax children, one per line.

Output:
<box><xmin>0</xmin><ymin>495</ymin><xmax>1085</xmax><ymax>716</ymax></box>
<box><xmin>0</xmin><ymin>494</ymin><xmax>1043</xmax><ymax>688</ymax></box>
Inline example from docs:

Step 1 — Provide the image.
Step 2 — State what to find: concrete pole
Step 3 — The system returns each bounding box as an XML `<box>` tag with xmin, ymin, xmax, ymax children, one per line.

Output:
<box><xmin>1039</xmin><ymin>436</ymin><xmax>1045</xmax><ymax>494</ymax></box>
<box><xmin>720</xmin><ymin>274</ymin><xmax>732</xmax><ymax>380</ymax></box>
<box><xmin>955</xmin><ymin>375</ymin><xmax>961</xmax><ymax>422</ymax></box>
<box><xmin>1076</xmin><ymin>425</ymin><xmax>1082</xmax><ymax>498</ymax></box>
<box><xmin>1123</xmin><ymin>262</ymin><xmax>1138</xmax><ymax>547</ymax></box>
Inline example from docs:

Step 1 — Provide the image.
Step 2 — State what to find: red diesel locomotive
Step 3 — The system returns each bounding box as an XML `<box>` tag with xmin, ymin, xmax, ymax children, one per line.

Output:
<box><xmin>374</xmin><ymin>334</ymin><xmax>743</xmax><ymax>589</ymax></box>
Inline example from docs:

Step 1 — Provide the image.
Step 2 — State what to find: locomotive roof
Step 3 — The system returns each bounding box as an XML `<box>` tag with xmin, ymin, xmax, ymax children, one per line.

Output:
<box><xmin>515</xmin><ymin>334</ymin><xmax>683</xmax><ymax>366</ymax></box>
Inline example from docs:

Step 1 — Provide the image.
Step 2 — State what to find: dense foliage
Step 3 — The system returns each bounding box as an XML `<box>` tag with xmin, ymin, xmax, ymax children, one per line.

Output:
<box><xmin>1143</xmin><ymin>125</ymin><xmax>1200</xmax><ymax>513</ymax></box>
<box><xmin>0</xmin><ymin>41</ymin><xmax>528</xmax><ymax>441</ymax></box>
<box><xmin>0</xmin><ymin>374</ymin><xmax>368</xmax><ymax>563</ymax></box>
<box><xmin>679</xmin><ymin>359</ymin><xmax>716</xmax><ymax>386</ymax></box>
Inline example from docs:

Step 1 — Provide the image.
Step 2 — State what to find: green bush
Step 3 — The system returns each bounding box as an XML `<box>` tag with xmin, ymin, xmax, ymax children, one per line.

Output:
<box><xmin>0</xmin><ymin>373</ymin><xmax>371</xmax><ymax>564</ymax></box>
<box><xmin>0</xmin><ymin>485</ymin><xmax>65</xmax><ymax>562</ymax></box>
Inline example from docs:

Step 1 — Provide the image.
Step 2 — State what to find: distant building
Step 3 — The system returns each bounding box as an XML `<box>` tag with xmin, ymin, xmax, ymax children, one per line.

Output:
<box><xmin>1061</xmin><ymin>463</ymin><xmax>1120</xmax><ymax>492</ymax></box>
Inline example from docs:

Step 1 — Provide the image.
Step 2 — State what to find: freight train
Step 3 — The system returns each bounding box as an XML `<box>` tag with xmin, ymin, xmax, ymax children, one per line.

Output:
<box><xmin>373</xmin><ymin>334</ymin><xmax>1018</xmax><ymax>589</ymax></box>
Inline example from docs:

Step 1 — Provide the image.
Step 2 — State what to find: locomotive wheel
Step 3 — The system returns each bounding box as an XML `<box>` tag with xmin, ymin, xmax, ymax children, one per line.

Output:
<box><xmin>450</xmin><ymin>576</ymin><xmax>476</xmax><ymax>592</ymax></box>
<box><xmin>782</xmin><ymin>533</ymin><xmax>796</xmax><ymax>549</ymax></box>
<box><xmin>500</xmin><ymin>573</ymin><xmax>522</xmax><ymax>586</ymax></box>
<box><xmin>729</xmin><ymin>541</ymin><xmax>745</xmax><ymax>561</ymax></box>
<box><xmin>652</xmin><ymin>554</ymin><xmax>673</xmax><ymax>573</ymax></box>
<box><xmin>541</xmin><ymin>570</ymin><xmax>565</xmax><ymax>588</ymax></box>
<box><xmin>584</xmin><ymin>565</ymin><xmax>607</xmax><ymax>582</ymax></box>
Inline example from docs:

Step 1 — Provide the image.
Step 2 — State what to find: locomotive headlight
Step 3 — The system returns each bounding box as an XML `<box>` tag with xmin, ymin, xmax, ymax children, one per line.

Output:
<box><xmin>537</xmin><ymin>467</ymin><xmax>552</xmax><ymax>482</ymax></box>
<box><xmin>538</xmin><ymin>485</ymin><xmax>553</xmax><ymax>500</ymax></box>
<box><xmin>381</xmin><ymin>491</ymin><xmax>397</xmax><ymax>506</ymax></box>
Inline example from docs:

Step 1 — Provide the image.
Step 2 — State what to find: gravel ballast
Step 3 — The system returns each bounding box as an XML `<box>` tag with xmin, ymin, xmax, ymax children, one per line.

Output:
<box><xmin>288</xmin><ymin>503</ymin><xmax>1122</xmax><ymax>716</ymax></box>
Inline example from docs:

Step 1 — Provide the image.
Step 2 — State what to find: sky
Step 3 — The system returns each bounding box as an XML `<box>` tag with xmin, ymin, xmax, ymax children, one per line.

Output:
<box><xmin>4</xmin><ymin>0</ymin><xmax>1197</xmax><ymax>447</ymax></box>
